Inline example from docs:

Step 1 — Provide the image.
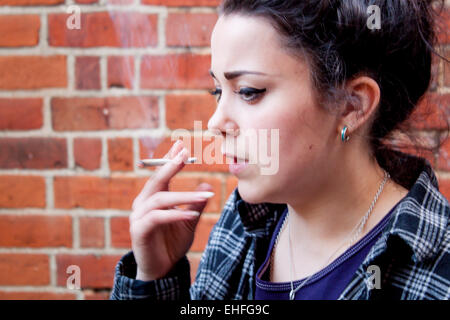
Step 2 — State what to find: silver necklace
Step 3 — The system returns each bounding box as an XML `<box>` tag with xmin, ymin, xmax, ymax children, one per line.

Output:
<box><xmin>270</xmin><ymin>170</ymin><xmax>390</xmax><ymax>300</ymax></box>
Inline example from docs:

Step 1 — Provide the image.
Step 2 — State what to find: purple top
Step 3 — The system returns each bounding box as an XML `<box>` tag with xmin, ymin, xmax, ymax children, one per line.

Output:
<box><xmin>255</xmin><ymin>203</ymin><xmax>399</xmax><ymax>300</ymax></box>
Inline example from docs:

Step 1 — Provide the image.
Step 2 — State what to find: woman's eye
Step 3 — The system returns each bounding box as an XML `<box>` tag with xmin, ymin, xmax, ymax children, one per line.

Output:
<box><xmin>236</xmin><ymin>87</ymin><xmax>266</xmax><ymax>102</ymax></box>
<box><xmin>208</xmin><ymin>87</ymin><xmax>266</xmax><ymax>103</ymax></box>
<box><xmin>208</xmin><ymin>88</ymin><xmax>222</xmax><ymax>102</ymax></box>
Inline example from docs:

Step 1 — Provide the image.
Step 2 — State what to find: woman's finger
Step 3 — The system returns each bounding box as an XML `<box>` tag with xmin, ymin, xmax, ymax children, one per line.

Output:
<box><xmin>131</xmin><ymin>191</ymin><xmax>214</xmax><ymax>221</ymax></box>
<box><xmin>133</xmin><ymin>140</ymin><xmax>185</xmax><ymax>207</ymax></box>
<box><xmin>137</xmin><ymin>209</ymin><xmax>201</xmax><ymax>231</ymax></box>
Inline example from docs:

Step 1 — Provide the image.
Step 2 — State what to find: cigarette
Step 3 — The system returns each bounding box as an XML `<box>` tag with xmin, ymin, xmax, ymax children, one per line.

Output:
<box><xmin>138</xmin><ymin>157</ymin><xmax>197</xmax><ymax>167</ymax></box>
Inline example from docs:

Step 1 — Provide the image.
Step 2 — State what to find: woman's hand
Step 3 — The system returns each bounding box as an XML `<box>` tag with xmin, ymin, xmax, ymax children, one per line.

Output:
<box><xmin>130</xmin><ymin>140</ymin><xmax>214</xmax><ymax>281</ymax></box>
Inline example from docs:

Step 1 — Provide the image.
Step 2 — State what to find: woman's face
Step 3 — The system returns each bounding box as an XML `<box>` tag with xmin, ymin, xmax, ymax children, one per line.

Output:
<box><xmin>208</xmin><ymin>14</ymin><xmax>341</xmax><ymax>205</ymax></box>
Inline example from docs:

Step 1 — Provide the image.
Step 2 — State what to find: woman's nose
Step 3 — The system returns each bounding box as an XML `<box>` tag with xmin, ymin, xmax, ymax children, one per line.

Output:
<box><xmin>207</xmin><ymin>106</ymin><xmax>239</xmax><ymax>137</ymax></box>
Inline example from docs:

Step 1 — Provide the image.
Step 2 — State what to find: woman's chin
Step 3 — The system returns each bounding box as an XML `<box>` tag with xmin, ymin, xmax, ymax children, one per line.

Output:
<box><xmin>237</xmin><ymin>180</ymin><xmax>269</xmax><ymax>204</ymax></box>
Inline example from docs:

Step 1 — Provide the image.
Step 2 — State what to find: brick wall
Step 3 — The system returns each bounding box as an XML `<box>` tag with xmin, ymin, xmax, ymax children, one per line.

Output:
<box><xmin>0</xmin><ymin>0</ymin><xmax>448</xmax><ymax>300</ymax></box>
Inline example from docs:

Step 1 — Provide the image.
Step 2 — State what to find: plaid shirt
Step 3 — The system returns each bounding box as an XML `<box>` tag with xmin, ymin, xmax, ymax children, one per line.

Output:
<box><xmin>110</xmin><ymin>153</ymin><xmax>450</xmax><ymax>300</ymax></box>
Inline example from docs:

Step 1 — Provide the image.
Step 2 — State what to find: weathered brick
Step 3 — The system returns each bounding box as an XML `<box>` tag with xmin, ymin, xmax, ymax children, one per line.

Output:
<box><xmin>108</xmin><ymin>56</ymin><xmax>134</xmax><ymax>89</ymax></box>
<box><xmin>76</xmin><ymin>56</ymin><xmax>100</xmax><ymax>90</ymax></box>
<box><xmin>166</xmin><ymin>13</ymin><xmax>217</xmax><ymax>47</ymax></box>
<box><xmin>0</xmin><ymin>254</ymin><xmax>49</xmax><ymax>286</ymax></box>
<box><xmin>0</xmin><ymin>15</ymin><xmax>40</xmax><ymax>47</ymax></box>
<box><xmin>0</xmin><ymin>98</ymin><xmax>43</xmax><ymax>130</ymax></box>
<box><xmin>56</xmin><ymin>254</ymin><xmax>122</xmax><ymax>289</ymax></box>
<box><xmin>52</xmin><ymin>97</ymin><xmax>159</xmax><ymax>131</ymax></box>
<box><xmin>0</xmin><ymin>175</ymin><xmax>46</xmax><ymax>208</ymax></box>
<box><xmin>110</xmin><ymin>217</ymin><xmax>130</xmax><ymax>248</ymax></box>
<box><xmin>0</xmin><ymin>56</ymin><xmax>66</xmax><ymax>89</ymax></box>
<box><xmin>79</xmin><ymin>217</ymin><xmax>104</xmax><ymax>248</ymax></box>
<box><xmin>166</xmin><ymin>94</ymin><xmax>216</xmax><ymax>130</ymax></box>
<box><xmin>141</xmin><ymin>54</ymin><xmax>212</xmax><ymax>89</ymax></box>
<box><xmin>437</xmin><ymin>137</ymin><xmax>450</xmax><ymax>171</ymax></box>
<box><xmin>48</xmin><ymin>12</ymin><xmax>157</xmax><ymax>47</ymax></box>
<box><xmin>0</xmin><ymin>291</ymin><xmax>75</xmax><ymax>300</ymax></box>
<box><xmin>74</xmin><ymin>138</ymin><xmax>102</xmax><ymax>171</ymax></box>
<box><xmin>0</xmin><ymin>215</ymin><xmax>72</xmax><ymax>248</ymax></box>
<box><xmin>408</xmin><ymin>93</ymin><xmax>450</xmax><ymax>130</ymax></box>
<box><xmin>0</xmin><ymin>138</ymin><xmax>67</xmax><ymax>169</ymax></box>
<box><xmin>0</xmin><ymin>0</ymin><xmax>64</xmax><ymax>5</ymax></box>
<box><xmin>54</xmin><ymin>176</ymin><xmax>146</xmax><ymax>210</ymax></box>
<box><xmin>108</xmin><ymin>138</ymin><xmax>133</xmax><ymax>171</ymax></box>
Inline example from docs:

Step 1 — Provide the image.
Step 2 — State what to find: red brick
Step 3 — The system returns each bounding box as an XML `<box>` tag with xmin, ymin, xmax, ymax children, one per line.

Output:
<box><xmin>444</xmin><ymin>48</ymin><xmax>450</xmax><ymax>87</ymax></box>
<box><xmin>74</xmin><ymin>138</ymin><xmax>102</xmax><ymax>171</ymax></box>
<box><xmin>0</xmin><ymin>215</ymin><xmax>72</xmax><ymax>248</ymax></box>
<box><xmin>438</xmin><ymin>177</ymin><xmax>450</xmax><ymax>202</ymax></box>
<box><xmin>108</xmin><ymin>138</ymin><xmax>133</xmax><ymax>171</ymax></box>
<box><xmin>142</xmin><ymin>0</ymin><xmax>220</xmax><ymax>6</ymax></box>
<box><xmin>436</xmin><ymin>7</ymin><xmax>449</xmax><ymax>45</ymax></box>
<box><xmin>0</xmin><ymin>15</ymin><xmax>40</xmax><ymax>47</ymax></box>
<box><xmin>110</xmin><ymin>217</ymin><xmax>130</xmax><ymax>248</ymax></box>
<box><xmin>48</xmin><ymin>12</ymin><xmax>157</xmax><ymax>48</ymax></box>
<box><xmin>0</xmin><ymin>291</ymin><xmax>76</xmax><ymax>300</ymax></box>
<box><xmin>83</xmin><ymin>290</ymin><xmax>111</xmax><ymax>300</ymax></box>
<box><xmin>52</xmin><ymin>97</ymin><xmax>159</xmax><ymax>131</ymax></box>
<box><xmin>438</xmin><ymin>137</ymin><xmax>450</xmax><ymax>171</ymax></box>
<box><xmin>56</xmin><ymin>254</ymin><xmax>122</xmax><ymax>289</ymax></box>
<box><xmin>79</xmin><ymin>217</ymin><xmax>104</xmax><ymax>248</ymax></box>
<box><xmin>141</xmin><ymin>54</ymin><xmax>213</xmax><ymax>89</ymax></box>
<box><xmin>0</xmin><ymin>56</ymin><xmax>66</xmax><ymax>90</ymax></box>
<box><xmin>166</xmin><ymin>94</ymin><xmax>216</xmax><ymax>130</ymax></box>
<box><xmin>0</xmin><ymin>254</ymin><xmax>49</xmax><ymax>286</ymax></box>
<box><xmin>0</xmin><ymin>175</ymin><xmax>45</xmax><ymax>208</ymax></box>
<box><xmin>226</xmin><ymin>175</ymin><xmax>238</xmax><ymax>199</ymax></box>
<box><xmin>191</xmin><ymin>214</ymin><xmax>219</xmax><ymax>252</ymax></box>
<box><xmin>0</xmin><ymin>0</ymin><xmax>64</xmax><ymax>5</ymax></box>
<box><xmin>408</xmin><ymin>93</ymin><xmax>450</xmax><ymax>130</ymax></box>
<box><xmin>76</xmin><ymin>56</ymin><xmax>100</xmax><ymax>90</ymax></box>
<box><xmin>108</xmin><ymin>56</ymin><xmax>134</xmax><ymax>89</ymax></box>
<box><xmin>139</xmin><ymin>136</ymin><xmax>229</xmax><ymax>173</ymax></box>
<box><xmin>166</xmin><ymin>13</ymin><xmax>217</xmax><ymax>47</ymax></box>
<box><xmin>54</xmin><ymin>176</ymin><xmax>146</xmax><ymax>210</ymax></box>
<box><xmin>0</xmin><ymin>138</ymin><xmax>67</xmax><ymax>169</ymax></box>
<box><xmin>75</xmin><ymin>0</ymin><xmax>98</xmax><ymax>3</ymax></box>
<box><xmin>0</xmin><ymin>98</ymin><xmax>43</xmax><ymax>130</ymax></box>
<box><xmin>169</xmin><ymin>176</ymin><xmax>222</xmax><ymax>213</ymax></box>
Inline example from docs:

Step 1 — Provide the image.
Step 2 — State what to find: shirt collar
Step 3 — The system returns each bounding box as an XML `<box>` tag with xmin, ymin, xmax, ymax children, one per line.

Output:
<box><xmin>231</xmin><ymin>150</ymin><xmax>449</xmax><ymax>262</ymax></box>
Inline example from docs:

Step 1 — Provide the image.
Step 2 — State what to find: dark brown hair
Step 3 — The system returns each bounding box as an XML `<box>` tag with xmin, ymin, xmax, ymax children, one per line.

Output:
<box><xmin>218</xmin><ymin>0</ymin><xmax>449</xmax><ymax>189</ymax></box>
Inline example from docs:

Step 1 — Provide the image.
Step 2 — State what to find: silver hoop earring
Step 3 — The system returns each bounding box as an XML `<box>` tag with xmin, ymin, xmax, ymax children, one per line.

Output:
<box><xmin>341</xmin><ymin>126</ymin><xmax>350</xmax><ymax>142</ymax></box>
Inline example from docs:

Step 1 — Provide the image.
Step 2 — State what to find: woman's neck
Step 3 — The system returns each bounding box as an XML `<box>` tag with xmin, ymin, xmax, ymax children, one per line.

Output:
<box><xmin>285</xmin><ymin>152</ymin><xmax>408</xmax><ymax>255</ymax></box>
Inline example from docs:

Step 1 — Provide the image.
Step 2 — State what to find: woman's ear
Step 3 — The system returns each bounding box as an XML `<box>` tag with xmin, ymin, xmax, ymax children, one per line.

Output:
<box><xmin>338</xmin><ymin>75</ymin><xmax>381</xmax><ymax>137</ymax></box>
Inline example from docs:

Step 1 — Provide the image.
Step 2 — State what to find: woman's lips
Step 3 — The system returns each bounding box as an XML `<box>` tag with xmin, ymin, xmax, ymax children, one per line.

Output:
<box><xmin>228</xmin><ymin>155</ymin><xmax>249</xmax><ymax>175</ymax></box>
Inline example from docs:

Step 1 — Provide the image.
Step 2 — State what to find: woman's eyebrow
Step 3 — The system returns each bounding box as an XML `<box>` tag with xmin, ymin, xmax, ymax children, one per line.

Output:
<box><xmin>209</xmin><ymin>69</ymin><xmax>268</xmax><ymax>80</ymax></box>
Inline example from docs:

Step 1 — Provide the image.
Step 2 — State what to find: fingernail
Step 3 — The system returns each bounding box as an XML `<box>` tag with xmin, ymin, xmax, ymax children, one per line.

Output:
<box><xmin>185</xmin><ymin>211</ymin><xmax>200</xmax><ymax>216</ymax></box>
<box><xmin>174</xmin><ymin>148</ymin><xmax>187</xmax><ymax>164</ymax></box>
<box><xmin>177</xmin><ymin>148</ymin><xmax>187</xmax><ymax>158</ymax></box>
<box><xmin>174</xmin><ymin>139</ymin><xmax>182</xmax><ymax>148</ymax></box>
<box><xmin>197</xmin><ymin>192</ymin><xmax>215</xmax><ymax>199</ymax></box>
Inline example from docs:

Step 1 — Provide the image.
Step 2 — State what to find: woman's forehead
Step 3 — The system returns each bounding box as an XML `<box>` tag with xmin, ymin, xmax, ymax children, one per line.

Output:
<box><xmin>210</xmin><ymin>14</ymin><xmax>291</xmax><ymax>75</ymax></box>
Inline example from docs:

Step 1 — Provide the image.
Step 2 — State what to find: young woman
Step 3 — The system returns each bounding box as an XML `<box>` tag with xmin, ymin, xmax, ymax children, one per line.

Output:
<box><xmin>111</xmin><ymin>0</ymin><xmax>449</xmax><ymax>300</ymax></box>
